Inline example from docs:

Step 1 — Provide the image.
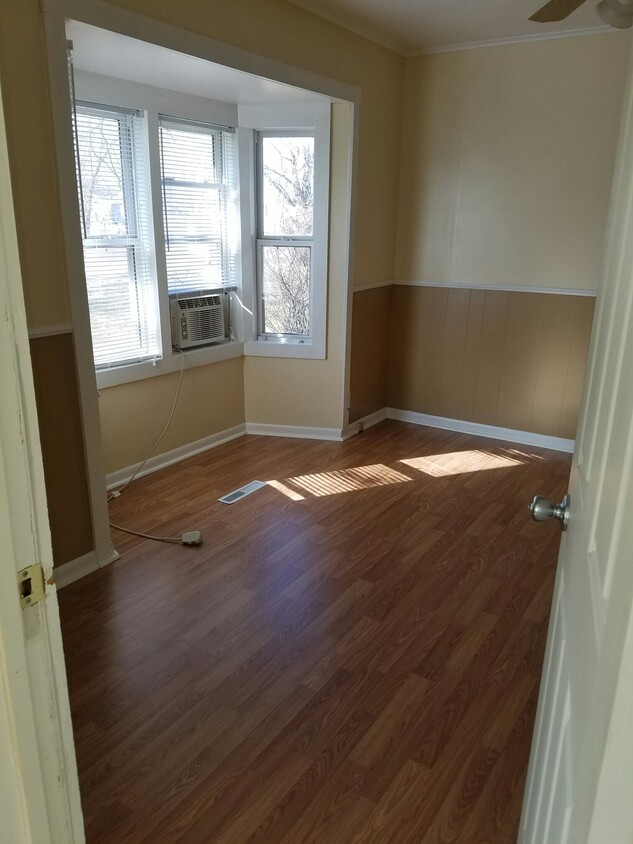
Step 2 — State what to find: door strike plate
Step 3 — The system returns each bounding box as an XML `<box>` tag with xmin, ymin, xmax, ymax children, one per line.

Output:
<box><xmin>18</xmin><ymin>564</ymin><xmax>46</xmax><ymax>608</ymax></box>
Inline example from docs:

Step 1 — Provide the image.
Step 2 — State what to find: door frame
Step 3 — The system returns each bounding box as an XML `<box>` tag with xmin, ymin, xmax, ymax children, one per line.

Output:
<box><xmin>0</xmin><ymin>78</ymin><xmax>84</xmax><ymax>842</ymax></box>
<box><xmin>518</xmin><ymin>35</ymin><xmax>633</xmax><ymax>842</ymax></box>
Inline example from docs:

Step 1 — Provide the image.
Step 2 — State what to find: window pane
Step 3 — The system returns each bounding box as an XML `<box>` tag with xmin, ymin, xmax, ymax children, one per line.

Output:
<box><xmin>165</xmin><ymin>242</ymin><xmax>225</xmax><ymax>290</ymax></box>
<box><xmin>260</xmin><ymin>136</ymin><xmax>314</xmax><ymax>237</ymax></box>
<box><xmin>76</xmin><ymin>111</ymin><xmax>131</xmax><ymax>238</ymax></box>
<box><xmin>159</xmin><ymin>121</ymin><xmax>237</xmax><ymax>293</ymax></box>
<box><xmin>84</xmin><ymin>247</ymin><xmax>159</xmax><ymax>368</ymax></box>
<box><xmin>261</xmin><ymin>245</ymin><xmax>310</xmax><ymax>336</ymax></box>
<box><xmin>160</xmin><ymin>125</ymin><xmax>218</xmax><ymax>183</ymax></box>
<box><xmin>164</xmin><ymin>184</ymin><xmax>223</xmax><ymax>240</ymax></box>
<box><xmin>74</xmin><ymin>106</ymin><xmax>160</xmax><ymax>370</ymax></box>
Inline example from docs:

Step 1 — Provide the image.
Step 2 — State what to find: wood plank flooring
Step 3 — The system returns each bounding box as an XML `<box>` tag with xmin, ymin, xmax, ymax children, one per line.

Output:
<box><xmin>58</xmin><ymin>421</ymin><xmax>571</xmax><ymax>843</ymax></box>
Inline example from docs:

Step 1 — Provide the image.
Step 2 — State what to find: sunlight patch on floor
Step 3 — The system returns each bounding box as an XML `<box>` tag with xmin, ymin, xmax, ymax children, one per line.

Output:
<box><xmin>266</xmin><ymin>479</ymin><xmax>306</xmax><ymax>501</ymax></box>
<box><xmin>269</xmin><ymin>463</ymin><xmax>413</xmax><ymax>499</ymax></box>
<box><xmin>400</xmin><ymin>449</ymin><xmax>525</xmax><ymax>477</ymax></box>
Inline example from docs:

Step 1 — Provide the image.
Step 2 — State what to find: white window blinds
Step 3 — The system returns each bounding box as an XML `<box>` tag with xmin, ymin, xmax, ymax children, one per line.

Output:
<box><xmin>74</xmin><ymin>104</ymin><xmax>160</xmax><ymax>369</ymax></box>
<box><xmin>159</xmin><ymin>118</ymin><xmax>238</xmax><ymax>293</ymax></box>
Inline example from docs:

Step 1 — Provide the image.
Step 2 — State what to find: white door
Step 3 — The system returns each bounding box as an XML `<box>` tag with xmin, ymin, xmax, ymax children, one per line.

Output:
<box><xmin>0</xmin><ymin>80</ymin><xmax>85</xmax><ymax>842</ymax></box>
<box><xmin>519</xmin><ymin>42</ymin><xmax>633</xmax><ymax>844</ymax></box>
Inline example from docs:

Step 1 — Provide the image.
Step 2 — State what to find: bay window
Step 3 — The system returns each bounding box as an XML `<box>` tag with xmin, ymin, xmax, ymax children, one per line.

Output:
<box><xmin>71</xmin><ymin>87</ymin><xmax>331</xmax><ymax>384</ymax></box>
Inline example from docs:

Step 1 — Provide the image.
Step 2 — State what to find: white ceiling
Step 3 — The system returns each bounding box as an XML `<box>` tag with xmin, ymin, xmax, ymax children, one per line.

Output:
<box><xmin>66</xmin><ymin>21</ymin><xmax>329</xmax><ymax>104</ymax></box>
<box><xmin>286</xmin><ymin>0</ymin><xmax>612</xmax><ymax>55</ymax></box>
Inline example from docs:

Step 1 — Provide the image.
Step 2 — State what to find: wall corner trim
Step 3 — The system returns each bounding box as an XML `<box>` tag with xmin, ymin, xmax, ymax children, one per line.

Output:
<box><xmin>353</xmin><ymin>280</ymin><xmax>393</xmax><ymax>293</ymax></box>
<box><xmin>54</xmin><ymin>551</ymin><xmax>99</xmax><ymax>589</ymax></box>
<box><xmin>413</xmin><ymin>24</ymin><xmax>614</xmax><ymax>57</ymax></box>
<box><xmin>55</xmin><ymin>546</ymin><xmax>120</xmax><ymax>589</ymax></box>
<box><xmin>28</xmin><ymin>323</ymin><xmax>74</xmax><ymax>339</ymax></box>
<box><xmin>106</xmin><ymin>424</ymin><xmax>247</xmax><ymax>490</ymax></box>
<box><xmin>245</xmin><ymin>423</ymin><xmax>343</xmax><ymax>441</ymax></box>
<box><xmin>386</xmin><ymin>408</ymin><xmax>575</xmax><ymax>453</ymax></box>
<box><xmin>341</xmin><ymin>407</ymin><xmax>388</xmax><ymax>439</ymax></box>
<box><xmin>392</xmin><ymin>280</ymin><xmax>598</xmax><ymax>297</ymax></box>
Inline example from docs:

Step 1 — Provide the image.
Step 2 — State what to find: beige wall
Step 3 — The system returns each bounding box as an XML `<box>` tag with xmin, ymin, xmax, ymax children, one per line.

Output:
<box><xmin>395</xmin><ymin>33</ymin><xmax>631</xmax><ymax>290</ymax></box>
<box><xmin>0</xmin><ymin>0</ymin><xmax>404</xmax><ymax>330</ymax></box>
<box><xmin>99</xmin><ymin>357</ymin><xmax>244</xmax><ymax>474</ymax></box>
<box><xmin>388</xmin><ymin>286</ymin><xmax>595</xmax><ymax>439</ymax></box>
<box><xmin>0</xmin><ymin>1</ymin><xmax>71</xmax><ymax>326</ymax></box>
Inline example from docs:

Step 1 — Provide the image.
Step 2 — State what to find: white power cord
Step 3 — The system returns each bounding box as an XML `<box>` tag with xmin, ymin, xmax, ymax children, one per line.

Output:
<box><xmin>109</xmin><ymin>522</ymin><xmax>202</xmax><ymax>546</ymax></box>
<box><xmin>109</xmin><ymin>522</ymin><xmax>181</xmax><ymax>544</ymax></box>
<box><xmin>108</xmin><ymin>348</ymin><xmax>186</xmax><ymax>502</ymax></box>
<box><xmin>107</xmin><ymin>349</ymin><xmax>202</xmax><ymax>547</ymax></box>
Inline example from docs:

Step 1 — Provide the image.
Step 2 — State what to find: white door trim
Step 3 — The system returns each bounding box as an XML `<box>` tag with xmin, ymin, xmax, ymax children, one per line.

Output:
<box><xmin>0</xmin><ymin>78</ymin><xmax>84</xmax><ymax>843</ymax></box>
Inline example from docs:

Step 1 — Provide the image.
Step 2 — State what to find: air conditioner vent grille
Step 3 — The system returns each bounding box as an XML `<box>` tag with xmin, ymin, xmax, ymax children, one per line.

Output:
<box><xmin>178</xmin><ymin>295</ymin><xmax>222</xmax><ymax>310</ymax></box>
<box><xmin>170</xmin><ymin>294</ymin><xmax>226</xmax><ymax>349</ymax></box>
<box><xmin>187</xmin><ymin>307</ymin><xmax>224</xmax><ymax>342</ymax></box>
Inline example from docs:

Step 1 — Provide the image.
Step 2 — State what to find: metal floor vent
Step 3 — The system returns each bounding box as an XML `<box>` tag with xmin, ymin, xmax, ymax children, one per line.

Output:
<box><xmin>218</xmin><ymin>480</ymin><xmax>266</xmax><ymax>505</ymax></box>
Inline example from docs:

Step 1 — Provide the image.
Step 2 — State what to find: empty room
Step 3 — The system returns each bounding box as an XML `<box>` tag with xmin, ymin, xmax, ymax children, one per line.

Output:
<box><xmin>2</xmin><ymin>0</ymin><xmax>633</xmax><ymax>843</ymax></box>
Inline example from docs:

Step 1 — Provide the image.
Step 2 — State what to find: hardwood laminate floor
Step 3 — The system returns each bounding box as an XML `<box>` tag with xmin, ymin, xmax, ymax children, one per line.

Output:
<box><xmin>58</xmin><ymin>421</ymin><xmax>571</xmax><ymax>843</ymax></box>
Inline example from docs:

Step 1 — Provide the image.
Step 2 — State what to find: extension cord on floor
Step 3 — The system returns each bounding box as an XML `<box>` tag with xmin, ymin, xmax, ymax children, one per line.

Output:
<box><xmin>181</xmin><ymin>531</ymin><xmax>202</xmax><ymax>546</ymax></box>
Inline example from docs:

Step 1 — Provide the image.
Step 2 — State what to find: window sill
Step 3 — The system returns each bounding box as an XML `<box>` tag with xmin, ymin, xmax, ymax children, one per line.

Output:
<box><xmin>244</xmin><ymin>339</ymin><xmax>325</xmax><ymax>360</ymax></box>
<box><xmin>94</xmin><ymin>334</ymin><xmax>326</xmax><ymax>389</ymax></box>
<box><xmin>96</xmin><ymin>341</ymin><xmax>244</xmax><ymax>389</ymax></box>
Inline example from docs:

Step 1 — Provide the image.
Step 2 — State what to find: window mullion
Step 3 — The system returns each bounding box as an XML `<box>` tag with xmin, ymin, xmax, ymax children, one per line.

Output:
<box><xmin>146</xmin><ymin>110</ymin><xmax>172</xmax><ymax>364</ymax></box>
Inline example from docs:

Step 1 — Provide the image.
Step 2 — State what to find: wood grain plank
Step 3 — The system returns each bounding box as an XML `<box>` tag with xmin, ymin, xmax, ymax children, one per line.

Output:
<box><xmin>57</xmin><ymin>421</ymin><xmax>570</xmax><ymax>843</ymax></box>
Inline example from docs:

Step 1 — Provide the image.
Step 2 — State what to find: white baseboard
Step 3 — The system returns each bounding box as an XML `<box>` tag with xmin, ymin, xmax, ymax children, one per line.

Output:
<box><xmin>341</xmin><ymin>407</ymin><xmax>388</xmax><ymax>440</ymax></box>
<box><xmin>106</xmin><ymin>424</ymin><xmax>247</xmax><ymax>490</ymax></box>
<box><xmin>245</xmin><ymin>423</ymin><xmax>343</xmax><ymax>441</ymax></box>
<box><xmin>54</xmin><ymin>546</ymin><xmax>121</xmax><ymax>590</ymax></box>
<box><xmin>387</xmin><ymin>408</ymin><xmax>575</xmax><ymax>453</ymax></box>
<box><xmin>54</xmin><ymin>552</ymin><xmax>99</xmax><ymax>589</ymax></box>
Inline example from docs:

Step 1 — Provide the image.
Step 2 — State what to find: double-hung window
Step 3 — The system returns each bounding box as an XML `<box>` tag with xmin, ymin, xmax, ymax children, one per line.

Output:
<box><xmin>256</xmin><ymin>132</ymin><xmax>315</xmax><ymax>339</ymax></box>
<box><xmin>244</xmin><ymin>103</ymin><xmax>329</xmax><ymax>358</ymax></box>
<box><xmin>158</xmin><ymin>117</ymin><xmax>238</xmax><ymax>293</ymax></box>
<box><xmin>74</xmin><ymin>103</ymin><xmax>159</xmax><ymax>369</ymax></box>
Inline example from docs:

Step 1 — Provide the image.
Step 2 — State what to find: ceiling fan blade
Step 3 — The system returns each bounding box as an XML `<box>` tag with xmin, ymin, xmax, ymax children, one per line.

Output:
<box><xmin>529</xmin><ymin>0</ymin><xmax>589</xmax><ymax>22</ymax></box>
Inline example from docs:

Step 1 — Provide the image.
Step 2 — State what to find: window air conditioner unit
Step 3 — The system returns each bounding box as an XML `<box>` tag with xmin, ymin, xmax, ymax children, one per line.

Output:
<box><xmin>170</xmin><ymin>294</ymin><xmax>226</xmax><ymax>349</ymax></box>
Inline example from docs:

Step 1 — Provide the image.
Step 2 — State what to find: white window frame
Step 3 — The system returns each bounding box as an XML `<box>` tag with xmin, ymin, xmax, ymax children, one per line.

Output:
<box><xmin>240</xmin><ymin>103</ymin><xmax>330</xmax><ymax>360</ymax></box>
<box><xmin>158</xmin><ymin>116</ymin><xmax>238</xmax><ymax>294</ymax></box>
<box><xmin>71</xmin><ymin>73</ymin><xmax>244</xmax><ymax>389</ymax></box>
<box><xmin>74</xmin><ymin>101</ymin><xmax>162</xmax><ymax>372</ymax></box>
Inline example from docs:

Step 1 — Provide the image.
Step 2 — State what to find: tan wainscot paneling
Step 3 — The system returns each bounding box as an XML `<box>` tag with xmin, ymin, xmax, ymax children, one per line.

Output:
<box><xmin>349</xmin><ymin>286</ymin><xmax>393</xmax><ymax>422</ymax></box>
<box><xmin>98</xmin><ymin>356</ymin><xmax>245</xmax><ymax>476</ymax></box>
<box><xmin>388</xmin><ymin>286</ymin><xmax>595</xmax><ymax>439</ymax></box>
<box><xmin>29</xmin><ymin>333</ymin><xmax>93</xmax><ymax>566</ymax></box>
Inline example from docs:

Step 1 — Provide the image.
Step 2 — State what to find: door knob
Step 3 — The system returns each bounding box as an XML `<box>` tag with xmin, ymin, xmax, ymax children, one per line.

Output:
<box><xmin>529</xmin><ymin>494</ymin><xmax>570</xmax><ymax>531</ymax></box>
